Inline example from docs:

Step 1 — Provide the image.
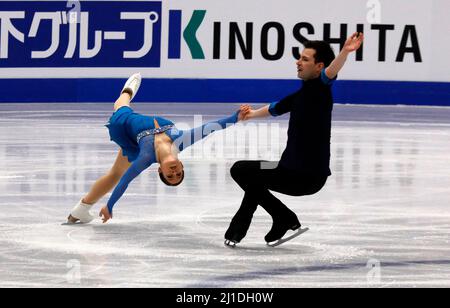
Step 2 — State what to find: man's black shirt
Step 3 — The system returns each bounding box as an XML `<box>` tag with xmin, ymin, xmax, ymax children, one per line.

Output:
<box><xmin>269</xmin><ymin>71</ymin><xmax>334</xmax><ymax>176</ymax></box>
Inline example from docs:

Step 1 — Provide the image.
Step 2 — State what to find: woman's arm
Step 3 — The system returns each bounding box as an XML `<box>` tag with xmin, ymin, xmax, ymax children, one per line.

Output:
<box><xmin>99</xmin><ymin>138</ymin><xmax>156</xmax><ymax>223</ymax></box>
<box><xmin>175</xmin><ymin>110</ymin><xmax>242</xmax><ymax>152</ymax></box>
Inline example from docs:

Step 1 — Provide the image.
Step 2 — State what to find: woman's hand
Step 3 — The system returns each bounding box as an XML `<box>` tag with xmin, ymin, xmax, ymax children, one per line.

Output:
<box><xmin>99</xmin><ymin>205</ymin><xmax>113</xmax><ymax>223</ymax></box>
<box><xmin>238</xmin><ymin>104</ymin><xmax>253</xmax><ymax>121</ymax></box>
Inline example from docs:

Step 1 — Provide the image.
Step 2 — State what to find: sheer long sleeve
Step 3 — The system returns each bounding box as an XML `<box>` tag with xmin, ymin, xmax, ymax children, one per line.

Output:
<box><xmin>173</xmin><ymin>111</ymin><xmax>240</xmax><ymax>152</ymax></box>
<box><xmin>106</xmin><ymin>136</ymin><xmax>156</xmax><ymax>214</ymax></box>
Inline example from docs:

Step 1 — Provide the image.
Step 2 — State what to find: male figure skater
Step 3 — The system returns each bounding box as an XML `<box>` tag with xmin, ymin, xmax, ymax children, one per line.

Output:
<box><xmin>225</xmin><ymin>33</ymin><xmax>364</xmax><ymax>247</ymax></box>
<box><xmin>68</xmin><ymin>73</ymin><xmax>248</xmax><ymax>224</ymax></box>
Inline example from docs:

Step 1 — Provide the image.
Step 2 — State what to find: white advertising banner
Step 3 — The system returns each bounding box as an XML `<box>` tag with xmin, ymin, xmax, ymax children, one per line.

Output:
<box><xmin>0</xmin><ymin>0</ymin><xmax>449</xmax><ymax>82</ymax></box>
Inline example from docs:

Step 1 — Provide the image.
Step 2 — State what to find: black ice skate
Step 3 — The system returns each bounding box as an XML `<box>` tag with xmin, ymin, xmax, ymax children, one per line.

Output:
<box><xmin>265</xmin><ymin>215</ymin><xmax>307</xmax><ymax>247</ymax></box>
<box><xmin>266</xmin><ymin>227</ymin><xmax>309</xmax><ymax>247</ymax></box>
<box><xmin>224</xmin><ymin>217</ymin><xmax>252</xmax><ymax>248</ymax></box>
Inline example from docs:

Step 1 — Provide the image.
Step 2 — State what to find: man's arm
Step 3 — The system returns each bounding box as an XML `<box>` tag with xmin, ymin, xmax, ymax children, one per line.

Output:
<box><xmin>325</xmin><ymin>32</ymin><xmax>364</xmax><ymax>80</ymax></box>
<box><xmin>240</xmin><ymin>90</ymin><xmax>299</xmax><ymax>121</ymax></box>
<box><xmin>241</xmin><ymin>105</ymin><xmax>271</xmax><ymax>120</ymax></box>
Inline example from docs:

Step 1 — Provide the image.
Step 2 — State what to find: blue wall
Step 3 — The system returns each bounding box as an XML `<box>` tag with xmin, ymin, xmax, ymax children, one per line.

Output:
<box><xmin>0</xmin><ymin>79</ymin><xmax>449</xmax><ymax>106</ymax></box>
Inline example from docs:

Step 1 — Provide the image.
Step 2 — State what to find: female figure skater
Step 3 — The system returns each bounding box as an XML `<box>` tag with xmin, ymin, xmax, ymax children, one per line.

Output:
<box><xmin>68</xmin><ymin>73</ymin><xmax>248</xmax><ymax>224</ymax></box>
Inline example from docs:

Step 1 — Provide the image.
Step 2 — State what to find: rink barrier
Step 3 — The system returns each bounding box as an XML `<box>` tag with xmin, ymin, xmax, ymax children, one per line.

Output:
<box><xmin>0</xmin><ymin>79</ymin><xmax>448</xmax><ymax>106</ymax></box>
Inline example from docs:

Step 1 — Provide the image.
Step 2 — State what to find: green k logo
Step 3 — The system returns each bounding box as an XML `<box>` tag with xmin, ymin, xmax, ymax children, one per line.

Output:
<box><xmin>169</xmin><ymin>10</ymin><xmax>206</xmax><ymax>60</ymax></box>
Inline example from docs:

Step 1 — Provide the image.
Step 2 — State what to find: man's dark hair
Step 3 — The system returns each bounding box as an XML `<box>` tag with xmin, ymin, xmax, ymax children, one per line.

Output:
<box><xmin>159</xmin><ymin>170</ymin><xmax>185</xmax><ymax>187</ymax></box>
<box><xmin>303</xmin><ymin>41</ymin><xmax>335</xmax><ymax>67</ymax></box>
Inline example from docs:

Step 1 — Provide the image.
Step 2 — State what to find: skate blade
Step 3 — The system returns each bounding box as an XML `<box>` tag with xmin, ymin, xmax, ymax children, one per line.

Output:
<box><xmin>61</xmin><ymin>221</ymin><xmax>87</xmax><ymax>226</ymax></box>
<box><xmin>266</xmin><ymin>227</ymin><xmax>309</xmax><ymax>247</ymax></box>
<box><xmin>224</xmin><ymin>240</ymin><xmax>237</xmax><ymax>248</ymax></box>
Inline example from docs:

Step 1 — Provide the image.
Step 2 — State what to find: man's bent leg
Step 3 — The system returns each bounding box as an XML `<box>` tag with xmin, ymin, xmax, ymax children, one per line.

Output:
<box><xmin>261</xmin><ymin>175</ymin><xmax>328</xmax><ymax>243</ymax></box>
<box><xmin>258</xmin><ymin>189</ymin><xmax>301</xmax><ymax>243</ymax></box>
<box><xmin>225</xmin><ymin>161</ymin><xmax>265</xmax><ymax>243</ymax></box>
<box><xmin>225</xmin><ymin>193</ymin><xmax>258</xmax><ymax>243</ymax></box>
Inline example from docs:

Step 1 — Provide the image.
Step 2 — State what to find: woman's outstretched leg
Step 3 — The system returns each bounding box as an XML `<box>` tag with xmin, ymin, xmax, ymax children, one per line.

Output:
<box><xmin>68</xmin><ymin>150</ymin><xmax>131</xmax><ymax>223</ymax></box>
<box><xmin>82</xmin><ymin>150</ymin><xmax>131</xmax><ymax>204</ymax></box>
<box><xmin>113</xmin><ymin>92</ymin><xmax>132</xmax><ymax>112</ymax></box>
<box><xmin>114</xmin><ymin>72</ymin><xmax>141</xmax><ymax>111</ymax></box>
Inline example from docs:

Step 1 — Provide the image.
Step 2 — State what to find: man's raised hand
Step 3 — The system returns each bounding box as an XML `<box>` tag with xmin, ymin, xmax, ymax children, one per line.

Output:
<box><xmin>344</xmin><ymin>32</ymin><xmax>364</xmax><ymax>53</ymax></box>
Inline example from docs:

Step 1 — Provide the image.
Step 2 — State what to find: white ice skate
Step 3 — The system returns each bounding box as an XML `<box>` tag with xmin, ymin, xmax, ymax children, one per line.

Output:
<box><xmin>64</xmin><ymin>199</ymin><xmax>95</xmax><ymax>225</ymax></box>
<box><xmin>121</xmin><ymin>72</ymin><xmax>141</xmax><ymax>101</ymax></box>
<box><xmin>266</xmin><ymin>227</ymin><xmax>309</xmax><ymax>247</ymax></box>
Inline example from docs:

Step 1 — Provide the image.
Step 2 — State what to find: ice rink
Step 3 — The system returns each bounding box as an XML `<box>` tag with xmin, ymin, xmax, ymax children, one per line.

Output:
<box><xmin>0</xmin><ymin>103</ymin><xmax>449</xmax><ymax>288</ymax></box>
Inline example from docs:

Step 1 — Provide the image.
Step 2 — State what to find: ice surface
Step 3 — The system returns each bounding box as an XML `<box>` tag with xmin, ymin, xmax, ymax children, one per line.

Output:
<box><xmin>0</xmin><ymin>103</ymin><xmax>449</xmax><ymax>288</ymax></box>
